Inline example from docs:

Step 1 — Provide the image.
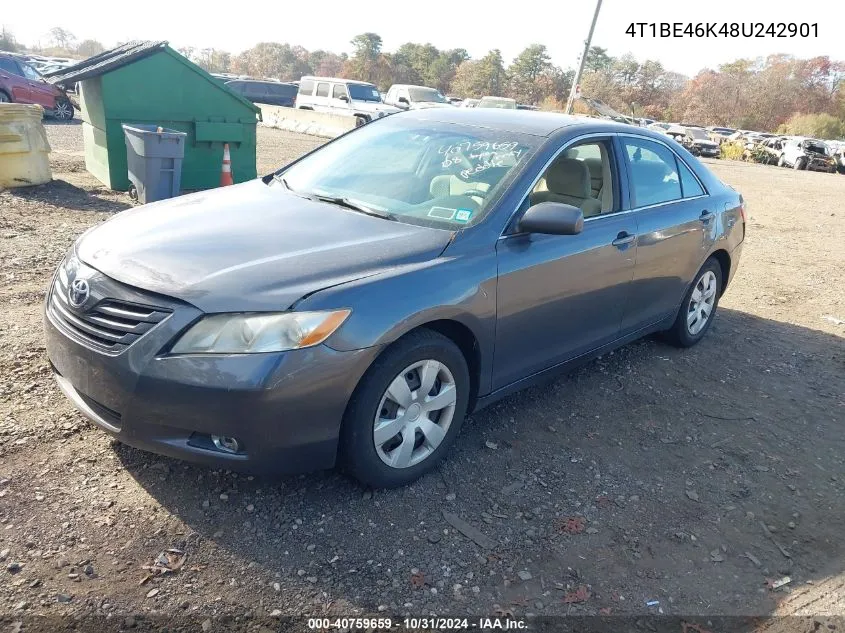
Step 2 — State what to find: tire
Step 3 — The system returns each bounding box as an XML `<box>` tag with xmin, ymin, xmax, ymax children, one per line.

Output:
<box><xmin>777</xmin><ymin>155</ymin><xmax>785</xmax><ymax>167</ymax></box>
<box><xmin>794</xmin><ymin>157</ymin><xmax>806</xmax><ymax>170</ymax></box>
<box><xmin>662</xmin><ymin>258</ymin><xmax>723</xmax><ymax>348</ymax></box>
<box><xmin>341</xmin><ymin>329</ymin><xmax>470</xmax><ymax>488</ymax></box>
<box><xmin>54</xmin><ymin>97</ymin><xmax>74</xmax><ymax>121</ymax></box>
<box><xmin>354</xmin><ymin>115</ymin><xmax>368</xmax><ymax>128</ymax></box>
<box><xmin>0</xmin><ymin>91</ymin><xmax>10</xmax><ymax>103</ymax></box>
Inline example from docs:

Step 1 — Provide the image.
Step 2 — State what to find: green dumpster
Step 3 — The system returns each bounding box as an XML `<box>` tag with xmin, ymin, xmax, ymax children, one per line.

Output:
<box><xmin>46</xmin><ymin>41</ymin><xmax>260</xmax><ymax>192</ymax></box>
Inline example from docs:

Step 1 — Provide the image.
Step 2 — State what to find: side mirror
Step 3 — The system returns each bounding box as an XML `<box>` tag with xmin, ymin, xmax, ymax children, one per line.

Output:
<box><xmin>339</xmin><ymin>95</ymin><xmax>349</xmax><ymax>102</ymax></box>
<box><xmin>518</xmin><ymin>202</ymin><xmax>584</xmax><ymax>235</ymax></box>
<box><xmin>398</xmin><ymin>97</ymin><xmax>409</xmax><ymax>105</ymax></box>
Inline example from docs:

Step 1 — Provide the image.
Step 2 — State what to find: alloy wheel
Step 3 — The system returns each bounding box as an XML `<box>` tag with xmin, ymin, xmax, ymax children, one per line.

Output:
<box><xmin>687</xmin><ymin>270</ymin><xmax>718</xmax><ymax>335</ymax></box>
<box><xmin>373</xmin><ymin>359</ymin><xmax>457</xmax><ymax>469</ymax></box>
<box><xmin>55</xmin><ymin>100</ymin><xmax>72</xmax><ymax>120</ymax></box>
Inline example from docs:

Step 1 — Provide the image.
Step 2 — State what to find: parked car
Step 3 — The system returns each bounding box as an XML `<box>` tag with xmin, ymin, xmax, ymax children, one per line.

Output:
<box><xmin>665</xmin><ymin>126</ymin><xmax>720</xmax><ymax>158</ymax></box>
<box><xmin>295</xmin><ymin>76</ymin><xmax>401</xmax><ymax>126</ymax></box>
<box><xmin>224</xmin><ymin>79</ymin><xmax>297</xmax><ymax>107</ymax></box>
<box><xmin>778</xmin><ymin>138</ymin><xmax>838</xmax><ymax>172</ymax></box>
<box><xmin>749</xmin><ymin>136</ymin><xmax>788</xmax><ymax>164</ymax></box>
<box><xmin>45</xmin><ymin>109</ymin><xmax>744</xmax><ymax>488</ymax></box>
<box><xmin>383</xmin><ymin>84</ymin><xmax>453</xmax><ymax>110</ymax></box>
<box><xmin>827</xmin><ymin>142</ymin><xmax>845</xmax><ymax>174</ymax></box>
<box><xmin>707</xmin><ymin>126</ymin><xmax>737</xmax><ymax>144</ymax></box>
<box><xmin>477</xmin><ymin>96</ymin><xmax>517</xmax><ymax>109</ymax></box>
<box><xmin>0</xmin><ymin>52</ymin><xmax>74</xmax><ymax>120</ymax></box>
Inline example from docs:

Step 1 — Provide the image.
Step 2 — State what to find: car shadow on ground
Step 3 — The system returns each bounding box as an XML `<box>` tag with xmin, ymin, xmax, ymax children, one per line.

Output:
<box><xmin>6</xmin><ymin>178</ymin><xmax>133</xmax><ymax>214</ymax></box>
<box><xmin>116</xmin><ymin>307</ymin><xmax>844</xmax><ymax>616</ymax></box>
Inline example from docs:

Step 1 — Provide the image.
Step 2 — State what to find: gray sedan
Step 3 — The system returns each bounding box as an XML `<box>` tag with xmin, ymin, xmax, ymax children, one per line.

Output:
<box><xmin>44</xmin><ymin>109</ymin><xmax>745</xmax><ymax>488</ymax></box>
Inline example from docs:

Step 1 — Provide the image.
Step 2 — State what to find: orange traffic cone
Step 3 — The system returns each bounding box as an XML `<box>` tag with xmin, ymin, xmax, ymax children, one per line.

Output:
<box><xmin>220</xmin><ymin>143</ymin><xmax>234</xmax><ymax>187</ymax></box>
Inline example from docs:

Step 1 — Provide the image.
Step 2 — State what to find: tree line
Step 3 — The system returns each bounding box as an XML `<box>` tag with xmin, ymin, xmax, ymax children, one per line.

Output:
<box><xmin>2</xmin><ymin>27</ymin><xmax>843</xmax><ymax>138</ymax></box>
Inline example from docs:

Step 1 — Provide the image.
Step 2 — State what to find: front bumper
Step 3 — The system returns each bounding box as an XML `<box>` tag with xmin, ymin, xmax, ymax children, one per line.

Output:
<box><xmin>44</xmin><ymin>274</ymin><xmax>380</xmax><ymax>474</ymax></box>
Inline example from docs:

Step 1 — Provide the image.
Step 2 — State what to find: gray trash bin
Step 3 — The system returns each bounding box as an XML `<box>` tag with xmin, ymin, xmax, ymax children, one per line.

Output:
<box><xmin>122</xmin><ymin>124</ymin><xmax>186</xmax><ymax>204</ymax></box>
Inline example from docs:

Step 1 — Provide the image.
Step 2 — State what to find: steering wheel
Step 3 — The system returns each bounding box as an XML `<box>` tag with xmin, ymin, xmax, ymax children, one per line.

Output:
<box><xmin>461</xmin><ymin>189</ymin><xmax>488</xmax><ymax>199</ymax></box>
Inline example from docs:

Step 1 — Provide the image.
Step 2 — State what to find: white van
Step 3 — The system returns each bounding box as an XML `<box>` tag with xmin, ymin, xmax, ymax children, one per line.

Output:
<box><xmin>295</xmin><ymin>76</ymin><xmax>401</xmax><ymax>126</ymax></box>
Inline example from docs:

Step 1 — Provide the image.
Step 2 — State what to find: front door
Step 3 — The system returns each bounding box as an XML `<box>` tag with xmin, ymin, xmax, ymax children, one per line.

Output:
<box><xmin>20</xmin><ymin>62</ymin><xmax>56</xmax><ymax>109</ymax></box>
<box><xmin>617</xmin><ymin>135</ymin><xmax>717</xmax><ymax>333</ymax></box>
<box><xmin>493</xmin><ymin>137</ymin><xmax>637</xmax><ymax>389</ymax></box>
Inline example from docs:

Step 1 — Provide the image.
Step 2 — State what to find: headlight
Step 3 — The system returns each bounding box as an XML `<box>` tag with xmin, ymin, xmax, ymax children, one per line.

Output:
<box><xmin>171</xmin><ymin>310</ymin><xmax>351</xmax><ymax>354</ymax></box>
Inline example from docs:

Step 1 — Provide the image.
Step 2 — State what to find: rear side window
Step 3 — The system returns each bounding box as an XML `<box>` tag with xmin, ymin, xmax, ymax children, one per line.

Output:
<box><xmin>298</xmin><ymin>79</ymin><xmax>314</xmax><ymax>95</ymax></box>
<box><xmin>0</xmin><ymin>58</ymin><xmax>22</xmax><ymax>76</ymax></box>
<box><xmin>622</xmin><ymin>138</ymin><xmax>681</xmax><ymax>207</ymax></box>
<box><xmin>678</xmin><ymin>160</ymin><xmax>705</xmax><ymax>198</ymax></box>
<box><xmin>316</xmin><ymin>83</ymin><xmax>329</xmax><ymax>97</ymax></box>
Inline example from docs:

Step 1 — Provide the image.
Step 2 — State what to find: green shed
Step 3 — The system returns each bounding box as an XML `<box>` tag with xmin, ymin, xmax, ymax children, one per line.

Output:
<box><xmin>47</xmin><ymin>41</ymin><xmax>260</xmax><ymax>191</ymax></box>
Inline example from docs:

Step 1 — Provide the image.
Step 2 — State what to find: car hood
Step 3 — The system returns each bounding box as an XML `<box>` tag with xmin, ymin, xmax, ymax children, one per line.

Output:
<box><xmin>409</xmin><ymin>102</ymin><xmax>454</xmax><ymax>109</ymax></box>
<box><xmin>76</xmin><ymin>180</ymin><xmax>454</xmax><ymax>313</ymax></box>
<box><xmin>352</xmin><ymin>101</ymin><xmax>402</xmax><ymax>114</ymax></box>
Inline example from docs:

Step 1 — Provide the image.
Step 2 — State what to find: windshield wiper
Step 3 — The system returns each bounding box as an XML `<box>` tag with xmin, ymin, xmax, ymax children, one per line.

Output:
<box><xmin>309</xmin><ymin>194</ymin><xmax>398</xmax><ymax>221</ymax></box>
<box><xmin>272</xmin><ymin>174</ymin><xmax>292</xmax><ymax>190</ymax></box>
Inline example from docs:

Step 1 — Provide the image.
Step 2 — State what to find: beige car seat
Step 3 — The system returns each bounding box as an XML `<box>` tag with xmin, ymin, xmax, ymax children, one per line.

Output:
<box><xmin>531</xmin><ymin>158</ymin><xmax>602</xmax><ymax>217</ymax></box>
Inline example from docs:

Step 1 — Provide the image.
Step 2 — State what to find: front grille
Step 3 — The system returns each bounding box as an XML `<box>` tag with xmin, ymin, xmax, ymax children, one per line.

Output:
<box><xmin>48</xmin><ymin>267</ymin><xmax>171</xmax><ymax>354</ymax></box>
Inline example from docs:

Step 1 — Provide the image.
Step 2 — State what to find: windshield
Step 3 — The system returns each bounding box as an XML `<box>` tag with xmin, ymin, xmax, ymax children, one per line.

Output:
<box><xmin>478</xmin><ymin>97</ymin><xmax>516</xmax><ymax>109</ymax></box>
<box><xmin>687</xmin><ymin>128</ymin><xmax>709</xmax><ymax>140</ymax></box>
<box><xmin>348</xmin><ymin>84</ymin><xmax>381</xmax><ymax>102</ymax></box>
<box><xmin>277</xmin><ymin>117</ymin><xmax>537</xmax><ymax>229</ymax></box>
<box><xmin>409</xmin><ymin>87</ymin><xmax>447</xmax><ymax>103</ymax></box>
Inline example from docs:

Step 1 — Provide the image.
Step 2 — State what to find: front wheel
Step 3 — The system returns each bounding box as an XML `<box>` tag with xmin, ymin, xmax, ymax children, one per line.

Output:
<box><xmin>794</xmin><ymin>157</ymin><xmax>806</xmax><ymax>170</ymax></box>
<box><xmin>341</xmin><ymin>329</ymin><xmax>470</xmax><ymax>488</ymax></box>
<box><xmin>54</xmin><ymin>97</ymin><xmax>74</xmax><ymax>121</ymax></box>
<box><xmin>662</xmin><ymin>258</ymin><xmax>723</xmax><ymax>348</ymax></box>
<box><xmin>354</xmin><ymin>115</ymin><xmax>369</xmax><ymax>128</ymax></box>
<box><xmin>0</xmin><ymin>91</ymin><xmax>10</xmax><ymax>104</ymax></box>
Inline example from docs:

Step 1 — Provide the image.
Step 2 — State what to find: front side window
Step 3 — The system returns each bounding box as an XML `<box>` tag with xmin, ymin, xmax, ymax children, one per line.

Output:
<box><xmin>20</xmin><ymin>63</ymin><xmax>41</xmax><ymax>81</ymax></box>
<box><xmin>278</xmin><ymin>118</ymin><xmax>538</xmax><ymax>229</ymax></box>
<box><xmin>332</xmin><ymin>84</ymin><xmax>347</xmax><ymax>100</ymax></box>
<box><xmin>623</xmin><ymin>138</ymin><xmax>682</xmax><ymax>207</ymax></box>
<box><xmin>347</xmin><ymin>84</ymin><xmax>381</xmax><ymax>102</ymax></box>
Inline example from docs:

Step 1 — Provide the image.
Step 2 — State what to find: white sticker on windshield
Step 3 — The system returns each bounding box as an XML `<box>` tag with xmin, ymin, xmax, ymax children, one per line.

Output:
<box><xmin>428</xmin><ymin>206</ymin><xmax>457</xmax><ymax>220</ymax></box>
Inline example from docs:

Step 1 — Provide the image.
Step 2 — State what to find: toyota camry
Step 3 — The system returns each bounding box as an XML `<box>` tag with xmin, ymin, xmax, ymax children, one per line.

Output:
<box><xmin>44</xmin><ymin>108</ymin><xmax>745</xmax><ymax>488</ymax></box>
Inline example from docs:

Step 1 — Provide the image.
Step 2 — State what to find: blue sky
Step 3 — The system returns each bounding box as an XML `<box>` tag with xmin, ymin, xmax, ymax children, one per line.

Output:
<box><xmin>4</xmin><ymin>0</ymin><xmax>843</xmax><ymax>76</ymax></box>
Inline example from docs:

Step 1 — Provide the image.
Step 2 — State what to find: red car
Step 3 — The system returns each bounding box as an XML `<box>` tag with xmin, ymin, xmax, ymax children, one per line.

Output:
<box><xmin>0</xmin><ymin>53</ymin><xmax>74</xmax><ymax>120</ymax></box>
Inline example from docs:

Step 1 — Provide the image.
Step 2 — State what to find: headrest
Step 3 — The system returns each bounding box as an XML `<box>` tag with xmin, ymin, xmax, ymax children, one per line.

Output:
<box><xmin>545</xmin><ymin>158</ymin><xmax>591</xmax><ymax>198</ymax></box>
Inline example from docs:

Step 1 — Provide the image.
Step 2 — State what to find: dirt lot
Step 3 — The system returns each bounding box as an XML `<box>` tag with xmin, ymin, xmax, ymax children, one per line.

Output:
<box><xmin>1</xmin><ymin>120</ymin><xmax>844</xmax><ymax>629</ymax></box>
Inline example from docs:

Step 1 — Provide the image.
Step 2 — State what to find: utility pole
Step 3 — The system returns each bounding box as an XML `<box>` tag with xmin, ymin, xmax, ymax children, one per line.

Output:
<box><xmin>565</xmin><ymin>0</ymin><xmax>603</xmax><ymax>114</ymax></box>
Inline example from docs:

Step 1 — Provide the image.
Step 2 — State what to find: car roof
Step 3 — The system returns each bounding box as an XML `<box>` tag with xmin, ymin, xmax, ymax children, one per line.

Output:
<box><xmin>392</xmin><ymin>107</ymin><xmax>659</xmax><ymax>137</ymax></box>
<box><xmin>300</xmin><ymin>76</ymin><xmax>375</xmax><ymax>86</ymax></box>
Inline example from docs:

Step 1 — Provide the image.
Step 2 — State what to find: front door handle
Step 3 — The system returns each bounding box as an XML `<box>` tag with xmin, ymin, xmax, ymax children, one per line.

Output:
<box><xmin>612</xmin><ymin>231</ymin><xmax>636</xmax><ymax>247</ymax></box>
<box><xmin>700</xmin><ymin>210</ymin><xmax>716</xmax><ymax>223</ymax></box>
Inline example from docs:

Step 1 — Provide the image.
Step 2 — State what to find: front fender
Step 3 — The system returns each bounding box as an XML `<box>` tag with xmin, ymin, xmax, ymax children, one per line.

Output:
<box><xmin>297</xmin><ymin>252</ymin><xmax>498</xmax><ymax>396</ymax></box>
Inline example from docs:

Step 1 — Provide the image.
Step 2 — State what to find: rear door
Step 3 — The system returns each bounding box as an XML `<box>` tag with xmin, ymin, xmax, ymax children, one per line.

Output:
<box><xmin>0</xmin><ymin>58</ymin><xmax>32</xmax><ymax>103</ymax></box>
<box><xmin>314</xmin><ymin>82</ymin><xmax>331</xmax><ymax>112</ymax></box>
<box><xmin>618</xmin><ymin>135</ymin><xmax>716</xmax><ymax>333</ymax></box>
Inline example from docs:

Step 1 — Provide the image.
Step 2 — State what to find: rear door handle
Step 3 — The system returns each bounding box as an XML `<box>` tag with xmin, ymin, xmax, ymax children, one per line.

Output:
<box><xmin>612</xmin><ymin>232</ymin><xmax>636</xmax><ymax>247</ymax></box>
<box><xmin>700</xmin><ymin>210</ymin><xmax>716</xmax><ymax>223</ymax></box>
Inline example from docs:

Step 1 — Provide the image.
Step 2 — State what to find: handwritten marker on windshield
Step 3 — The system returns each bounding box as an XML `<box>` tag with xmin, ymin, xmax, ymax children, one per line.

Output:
<box><xmin>220</xmin><ymin>143</ymin><xmax>234</xmax><ymax>187</ymax></box>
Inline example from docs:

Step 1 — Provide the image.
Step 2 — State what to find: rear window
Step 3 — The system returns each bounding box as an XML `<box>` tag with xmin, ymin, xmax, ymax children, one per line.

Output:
<box><xmin>298</xmin><ymin>79</ymin><xmax>314</xmax><ymax>95</ymax></box>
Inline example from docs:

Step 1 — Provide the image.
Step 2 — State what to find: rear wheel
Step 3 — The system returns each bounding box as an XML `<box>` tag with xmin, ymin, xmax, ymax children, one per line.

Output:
<box><xmin>341</xmin><ymin>329</ymin><xmax>470</xmax><ymax>488</ymax></box>
<box><xmin>662</xmin><ymin>258</ymin><xmax>723</xmax><ymax>348</ymax></box>
<box><xmin>0</xmin><ymin>91</ymin><xmax>10</xmax><ymax>103</ymax></box>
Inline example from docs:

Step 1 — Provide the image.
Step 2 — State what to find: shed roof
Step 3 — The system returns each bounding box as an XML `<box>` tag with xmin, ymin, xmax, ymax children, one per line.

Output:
<box><xmin>44</xmin><ymin>41</ymin><xmax>168</xmax><ymax>84</ymax></box>
<box><xmin>45</xmin><ymin>41</ymin><xmax>260</xmax><ymax>115</ymax></box>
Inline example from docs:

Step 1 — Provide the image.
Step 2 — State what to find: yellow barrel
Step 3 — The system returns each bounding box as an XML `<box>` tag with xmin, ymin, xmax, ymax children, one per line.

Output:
<box><xmin>0</xmin><ymin>104</ymin><xmax>52</xmax><ymax>188</ymax></box>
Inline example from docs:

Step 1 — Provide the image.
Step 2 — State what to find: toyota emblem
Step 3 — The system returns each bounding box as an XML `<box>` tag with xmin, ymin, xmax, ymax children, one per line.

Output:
<box><xmin>68</xmin><ymin>277</ymin><xmax>90</xmax><ymax>308</ymax></box>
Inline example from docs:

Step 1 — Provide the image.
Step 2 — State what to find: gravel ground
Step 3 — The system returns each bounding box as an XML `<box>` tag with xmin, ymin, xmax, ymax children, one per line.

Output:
<box><xmin>0</xmin><ymin>120</ymin><xmax>843</xmax><ymax>629</ymax></box>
